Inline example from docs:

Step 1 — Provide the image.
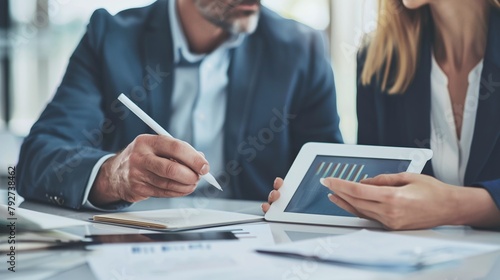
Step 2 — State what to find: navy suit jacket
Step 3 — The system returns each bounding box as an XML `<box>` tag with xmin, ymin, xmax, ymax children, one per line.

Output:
<box><xmin>357</xmin><ymin>8</ymin><xmax>500</xmax><ymax>209</ymax></box>
<box><xmin>17</xmin><ymin>0</ymin><xmax>342</xmax><ymax>209</ymax></box>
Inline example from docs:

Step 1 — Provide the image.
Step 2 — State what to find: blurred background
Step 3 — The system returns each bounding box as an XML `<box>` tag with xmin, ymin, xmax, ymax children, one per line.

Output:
<box><xmin>0</xmin><ymin>0</ymin><xmax>378</xmax><ymax>180</ymax></box>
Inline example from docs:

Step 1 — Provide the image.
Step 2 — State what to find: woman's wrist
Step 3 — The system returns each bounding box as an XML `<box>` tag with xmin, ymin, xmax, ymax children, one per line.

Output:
<box><xmin>451</xmin><ymin>186</ymin><xmax>500</xmax><ymax>227</ymax></box>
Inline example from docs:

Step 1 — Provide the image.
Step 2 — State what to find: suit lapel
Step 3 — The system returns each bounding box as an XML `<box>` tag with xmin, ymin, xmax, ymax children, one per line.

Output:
<box><xmin>465</xmin><ymin>8</ymin><xmax>500</xmax><ymax>184</ymax></box>
<box><xmin>142</xmin><ymin>0</ymin><xmax>174</xmax><ymax>132</ymax></box>
<box><xmin>404</xmin><ymin>45</ymin><xmax>432</xmax><ymax>148</ymax></box>
<box><xmin>403</xmin><ymin>29</ymin><xmax>434</xmax><ymax>175</ymax></box>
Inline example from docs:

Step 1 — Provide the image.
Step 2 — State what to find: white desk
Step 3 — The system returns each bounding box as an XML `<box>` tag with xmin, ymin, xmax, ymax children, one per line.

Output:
<box><xmin>15</xmin><ymin>197</ymin><xmax>500</xmax><ymax>279</ymax></box>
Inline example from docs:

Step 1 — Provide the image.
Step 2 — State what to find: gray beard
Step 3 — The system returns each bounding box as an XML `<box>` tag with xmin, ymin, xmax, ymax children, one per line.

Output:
<box><xmin>195</xmin><ymin>0</ymin><xmax>260</xmax><ymax>34</ymax></box>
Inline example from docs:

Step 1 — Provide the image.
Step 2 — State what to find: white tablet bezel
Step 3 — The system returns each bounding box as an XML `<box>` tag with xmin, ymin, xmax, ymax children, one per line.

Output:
<box><xmin>265</xmin><ymin>143</ymin><xmax>433</xmax><ymax>228</ymax></box>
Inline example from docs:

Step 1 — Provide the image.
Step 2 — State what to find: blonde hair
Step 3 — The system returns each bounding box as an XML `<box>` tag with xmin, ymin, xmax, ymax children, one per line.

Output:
<box><xmin>361</xmin><ymin>0</ymin><xmax>500</xmax><ymax>94</ymax></box>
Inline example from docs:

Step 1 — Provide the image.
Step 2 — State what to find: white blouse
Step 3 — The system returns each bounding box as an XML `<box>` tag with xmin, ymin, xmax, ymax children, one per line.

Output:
<box><xmin>430</xmin><ymin>53</ymin><xmax>484</xmax><ymax>186</ymax></box>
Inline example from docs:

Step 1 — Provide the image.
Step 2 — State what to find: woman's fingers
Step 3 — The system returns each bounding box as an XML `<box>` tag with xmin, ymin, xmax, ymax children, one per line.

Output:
<box><xmin>273</xmin><ymin>177</ymin><xmax>284</xmax><ymax>190</ymax></box>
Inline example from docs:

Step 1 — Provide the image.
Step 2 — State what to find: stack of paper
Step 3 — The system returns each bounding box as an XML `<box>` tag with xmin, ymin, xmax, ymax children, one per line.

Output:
<box><xmin>0</xmin><ymin>205</ymin><xmax>88</xmax><ymax>231</ymax></box>
<box><xmin>86</xmin><ymin>224</ymin><xmax>374</xmax><ymax>280</ymax></box>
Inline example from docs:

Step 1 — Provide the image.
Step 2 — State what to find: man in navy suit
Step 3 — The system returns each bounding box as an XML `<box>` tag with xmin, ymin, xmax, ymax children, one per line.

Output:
<box><xmin>17</xmin><ymin>0</ymin><xmax>342</xmax><ymax>209</ymax></box>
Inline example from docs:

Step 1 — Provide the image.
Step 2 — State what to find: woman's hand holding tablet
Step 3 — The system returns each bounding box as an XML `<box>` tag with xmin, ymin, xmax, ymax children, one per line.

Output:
<box><xmin>263</xmin><ymin>143</ymin><xmax>432</xmax><ymax>228</ymax></box>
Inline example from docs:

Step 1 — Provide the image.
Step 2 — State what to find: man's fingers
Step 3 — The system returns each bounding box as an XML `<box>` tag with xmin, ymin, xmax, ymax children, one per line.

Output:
<box><xmin>159</xmin><ymin>137</ymin><xmax>209</xmax><ymax>175</ymax></box>
<box><xmin>136</xmin><ymin>179</ymin><xmax>197</xmax><ymax>198</ymax></box>
<box><xmin>137</xmin><ymin>135</ymin><xmax>209</xmax><ymax>175</ymax></box>
<box><xmin>141</xmin><ymin>154</ymin><xmax>200</xmax><ymax>185</ymax></box>
<box><xmin>144</xmin><ymin>172</ymin><xmax>197</xmax><ymax>194</ymax></box>
<box><xmin>149</xmin><ymin>186</ymin><xmax>196</xmax><ymax>198</ymax></box>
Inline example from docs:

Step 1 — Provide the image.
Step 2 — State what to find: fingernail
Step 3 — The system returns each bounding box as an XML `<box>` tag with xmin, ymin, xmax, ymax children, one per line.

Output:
<box><xmin>327</xmin><ymin>193</ymin><xmax>336</xmax><ymax>201</ymax></box>
<box><xmin>360</xmin><ymin>177</ymin><xmax>369</xmax><ymax>182</ymax></box>
<box><xmin>320</xmin><ymin>178</ymin><xmax>326</xmax><ymax>186</ymax></box>
<box><xmin>273</xmin><ymin>178</ymin><xmax>278</xmax><ymax>186</ymax></box>
<box><xmin>200</xmin><ymin>164</ymin><xmax>209</xmax><ymax>175</ymax></box>
<box><xmin>261</xmin><ymin>203</ymin><xmax>265</xmax><ymax>210</ymax></box>
<box><xmin>268</xmin><ymin>190</ymin><xmax>274</xmax><ymax>200</ymax></box>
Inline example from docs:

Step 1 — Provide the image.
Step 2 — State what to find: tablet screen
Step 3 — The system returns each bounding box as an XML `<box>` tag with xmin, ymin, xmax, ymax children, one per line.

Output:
<box><xmin>284</xmin><ymin>155</ymin><xmax>411</xmax><ymax>216</ymax></box>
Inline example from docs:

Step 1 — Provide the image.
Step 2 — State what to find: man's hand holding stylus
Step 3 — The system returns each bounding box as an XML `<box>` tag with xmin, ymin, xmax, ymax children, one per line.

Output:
<box><xmin>89</xmin><ymin>134</ymin><xmax>209</xmax><ymax>206</ymax></box>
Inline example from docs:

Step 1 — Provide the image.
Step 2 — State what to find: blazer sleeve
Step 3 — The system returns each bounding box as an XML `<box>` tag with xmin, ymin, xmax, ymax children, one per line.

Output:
<box><xmin>356</xmin><ymin>48</ymin><xmax>380</xmax><ymax>145</ymax></box>
<box><xmin>473</xmin><ymin>179</ymin><xmax>500</xmax><ymax>210</ymax></box>
<box><xmin>17</xmin><ymin>10</ymin><xmax>122</xmax><ymax>209</ymax></box>
<box><xmin>290</xmin><ymin>31</ymin><xmax>343</xmax><ymax>156</ymax></box>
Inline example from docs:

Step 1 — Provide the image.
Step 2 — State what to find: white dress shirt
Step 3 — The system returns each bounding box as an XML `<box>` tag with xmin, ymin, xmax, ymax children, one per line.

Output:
<box><xmin>430</xmin><ymin>52</ymin><xmax>484</xmax><ymax>186</ymax></box>
<box><xmin>168</xmin><ymin>0</ymin><xmax>244</xmax><ymax>197</ymax></box>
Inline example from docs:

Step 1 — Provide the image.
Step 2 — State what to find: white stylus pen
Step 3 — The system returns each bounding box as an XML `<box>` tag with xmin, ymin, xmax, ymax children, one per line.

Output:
<box><xmin>117</xmin><ymin>93</ymin><xmax>223</xmax><ymax>191</ymax></box>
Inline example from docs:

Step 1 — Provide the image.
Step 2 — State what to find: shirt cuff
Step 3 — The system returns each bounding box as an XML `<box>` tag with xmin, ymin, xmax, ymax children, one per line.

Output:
<box><xmin>81</xmin><ymin>154</ymin><xmax>132</xmax><ymax>211</ymax></box>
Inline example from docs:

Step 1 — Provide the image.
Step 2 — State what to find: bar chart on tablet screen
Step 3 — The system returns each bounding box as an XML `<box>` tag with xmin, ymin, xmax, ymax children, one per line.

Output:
<box><xmin>315</xmin><ymin>162</ymin><xmax>369</xmax><ymax>182</ymax></box>
<box><xmin>285</xmin><ymin>156</ymin><xmax>411</xmax><ymax>216</ymax></box>
<box><xmin>312</xmin><ymin>156</ymin><xmax>410</xmax><ymax>182</ymax></box>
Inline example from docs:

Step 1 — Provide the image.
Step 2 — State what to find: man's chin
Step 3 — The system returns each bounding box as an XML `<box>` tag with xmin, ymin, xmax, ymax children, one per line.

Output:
<box><xmin>226</xmin><ymin>13</ymin><xmax>260</xmax><ymax>34</ymax></box>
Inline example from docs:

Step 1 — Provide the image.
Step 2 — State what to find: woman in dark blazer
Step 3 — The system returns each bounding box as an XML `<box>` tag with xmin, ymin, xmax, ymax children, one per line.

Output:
<box><xmin>264</xmin><ymin>0</ymin><xmax>500</xmax><ymax>230</ymax></box>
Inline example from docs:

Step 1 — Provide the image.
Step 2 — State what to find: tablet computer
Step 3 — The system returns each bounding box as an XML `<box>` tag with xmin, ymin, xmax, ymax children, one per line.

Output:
<box><xmin>265</xmin><ymin>143</ymin><xmax>433</xmax><ymax>228</ymax></box>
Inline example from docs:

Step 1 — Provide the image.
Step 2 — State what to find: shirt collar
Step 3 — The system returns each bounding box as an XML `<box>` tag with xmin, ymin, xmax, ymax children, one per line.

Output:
<box><xmin>168</xmin><ymin>0</ymin><xmax>245</xmax><ymax>65</ymax></box>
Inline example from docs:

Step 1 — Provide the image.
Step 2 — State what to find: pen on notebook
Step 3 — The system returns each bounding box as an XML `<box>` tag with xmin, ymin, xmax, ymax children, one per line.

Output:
<box><xmin>117</xmin><ymin>93</ymin><xmax>223</xmax><ymax>191</ymax></box>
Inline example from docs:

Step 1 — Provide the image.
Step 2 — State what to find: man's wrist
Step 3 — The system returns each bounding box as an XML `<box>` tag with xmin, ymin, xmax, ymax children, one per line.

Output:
<box><xmin>89</xmin><ymin>156</ymin><xmax>122</xmax><ymax>206</ymax></box>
